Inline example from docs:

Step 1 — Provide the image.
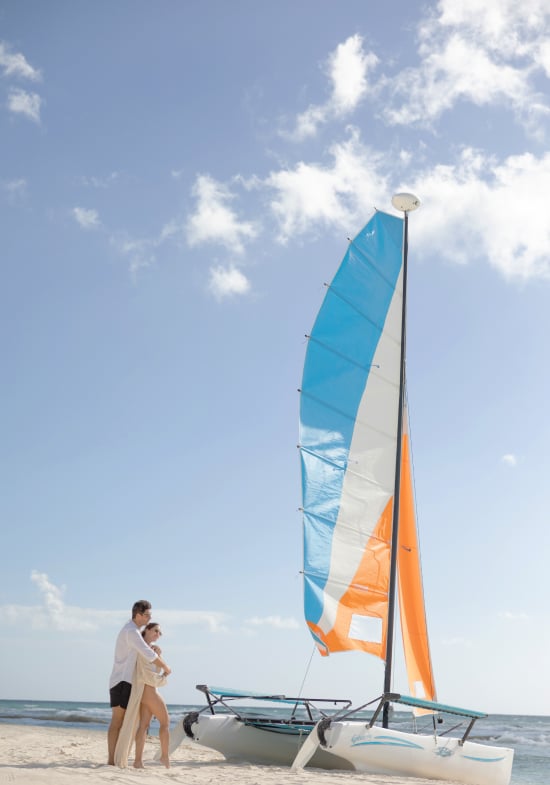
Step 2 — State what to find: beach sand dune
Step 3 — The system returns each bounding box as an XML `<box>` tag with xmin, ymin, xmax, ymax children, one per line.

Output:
<box><xmin>0</xmin><ymin>725</ymin><xmax>455</xmax><ymax>784</ymax></box>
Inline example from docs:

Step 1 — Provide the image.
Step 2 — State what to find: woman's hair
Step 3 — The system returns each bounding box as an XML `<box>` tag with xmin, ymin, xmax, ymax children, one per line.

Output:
<box><xmin>142</xmin><ymin>622</ymin><xmax>161</xmax><ymax>638</ymax></box>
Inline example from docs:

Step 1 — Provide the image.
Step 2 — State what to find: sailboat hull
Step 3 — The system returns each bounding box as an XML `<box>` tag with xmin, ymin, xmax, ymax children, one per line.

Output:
<box><xmin>177</xmin><ymin>713</ymin><xmax>353</xmax><ymax>769</ymax></box>
<box><xmin>320</xmin><ymin>721</ymin><xmax>514</xmax><ymax>785</ymax></box>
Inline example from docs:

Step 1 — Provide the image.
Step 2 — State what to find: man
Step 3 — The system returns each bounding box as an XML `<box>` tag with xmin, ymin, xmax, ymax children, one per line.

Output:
<box><xmin>107</xmin><ymin>599</ymin><xmax>172</xmax><ymax>765</ymax></box>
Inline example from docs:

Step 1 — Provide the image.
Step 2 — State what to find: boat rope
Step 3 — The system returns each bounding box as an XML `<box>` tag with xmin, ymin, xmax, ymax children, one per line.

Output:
<box><xmin>296</xmin><ymin>645</ymin><xmax>317</xmax><ymax>700</ymax></box>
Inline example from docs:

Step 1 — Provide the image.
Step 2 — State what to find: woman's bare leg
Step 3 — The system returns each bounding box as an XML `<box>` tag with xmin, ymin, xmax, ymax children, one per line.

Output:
<box><xmin>140</xmin><ymin>685</ymin><xmax>170</xmax><ymax>767</ymax></box>
<box><xmin>134</xmin><ymin>704</ymin><xmax>153</xmax><ymax>768</ymax></box>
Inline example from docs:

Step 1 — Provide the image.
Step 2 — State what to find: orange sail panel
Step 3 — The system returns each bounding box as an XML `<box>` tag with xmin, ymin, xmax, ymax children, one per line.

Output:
<box><xmin>308</xmin><ymin>498</ymin><xmax>392</xmax><ymax>657</ymax></box>
<box><xmin>397</xmin><ymin>420</ymin><xmax>436</xmax><ymax>703</ymax></box>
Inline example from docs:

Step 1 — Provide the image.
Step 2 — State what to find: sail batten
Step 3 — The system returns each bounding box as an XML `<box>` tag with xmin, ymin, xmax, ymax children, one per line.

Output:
<box><xmin>323</xmin><ymin>284</ymin><xmax>402</xmax><ymax>336</ymax></box>
<box><xmin>305</xmin><ymin>335</ymin><xmax>391</xmax><ymax>374</ymax></box>
<box><xmin>301</xmin><ymin>451</ymin><xmax>399</xmax><ymax>491</ymax></box>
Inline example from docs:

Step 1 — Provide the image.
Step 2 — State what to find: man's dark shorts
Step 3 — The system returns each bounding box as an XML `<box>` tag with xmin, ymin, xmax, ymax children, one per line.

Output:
<box><xmin>110</xmin><ymin>680</ymin><xmax>132</xmax><ymax>709</ymax></box>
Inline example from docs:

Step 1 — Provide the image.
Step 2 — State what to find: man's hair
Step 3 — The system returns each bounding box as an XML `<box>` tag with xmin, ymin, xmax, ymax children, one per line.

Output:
<box><xmin>131</xmin><ymin>600</ymin><xmax>152</xmax><ymax>618</ymax></box>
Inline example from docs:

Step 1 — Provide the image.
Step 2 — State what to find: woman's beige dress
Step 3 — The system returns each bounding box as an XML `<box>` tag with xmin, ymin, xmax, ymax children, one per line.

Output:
<box><xmin>114</xmin><ymin>652</ymin><xmax>167</xmax><ymax>767</ymax></box>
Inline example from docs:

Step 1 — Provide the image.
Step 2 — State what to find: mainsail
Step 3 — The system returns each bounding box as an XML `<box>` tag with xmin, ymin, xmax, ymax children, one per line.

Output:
<box><xmin>299</xmin><ymin>209</ymin><xmax>435</xmax><ymax>703</ymax></box>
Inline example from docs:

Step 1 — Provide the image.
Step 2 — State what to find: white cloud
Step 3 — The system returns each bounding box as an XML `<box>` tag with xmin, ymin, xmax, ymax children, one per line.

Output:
<box><xmin>329</xmin><ymin>35</ymin><xmax>378</xmax><ymax>113</ymax></box>
<box><xmin>257</xmin><ymin>20</ymin><xmax>550</xmax><ymax>269</ymax></box>
<box><xmin>29</xmin><ymin>570</ymin><xmax>96</xmax><ymax>631</ymax></box>
<box><xmin>7</xmin><ymin>88</ymin><xmax>42</xmax><ymax>122</ymax></box>
<box><xmin>2</xmin><ymin>572</ymin><xmax>231</xmax><ymax>634</ymax></box>
<box><xmin>0</xmin><ymin>41</ymin><xmax>41</xmax><ymax>81</ymax></box>
<box><xmin>189</xmin><ymin>135</ymin><xmax>550</xmax><ymax>286</ymax></box>
<box><xmin>498</xmin><ymin>610</ymin><xmax>529</xmax><ymax>620</ymax></box>
<box><xmin>251</xmin><ymin>135</ymin><xmax>550</xmax><ymax>282</ymax></box>
<box><xmin>72</xmin><ymin>206</ymin><xmax>100</xmax><ymax>229</ymax></box>
<box><xmin>155</xmin><ymin>609</ymin><xmax>230</xmax><ymax>633</ymax></box>
<box><xmin>244</xmin><ymin>615</ymin><xmax>300</xmax><ymax>630</ymax></box>
<box><xmin>159</xmin><ymin>219</ymin><xmax>181</xmax><ymax>242</ymax></box>
<box><xmin>2</xmin><ymin>178</ymin><xmax>27</xmax><ymax>203</ymax></box>
<box><xmin>381</xmin><ymin>0</ymin><xmax>550</xmax><ymax>134</ymax></box>
<box><xmin>501</xmin><ymin>454</ymin><xmax>517</xmax><ymax>467</ymax></box>
<box><xmin>110</xmin><ymin>219</ymin><xmax>180</xmax><ymax>279</ymax></box>
<box><xmin>409</xmin><ymin>148</ymin><xmax>550</xmax><ymax>280</ymax></box>
<box><xmin>112</xmin><ymin>216</ymin><xmax>186</xmax><ymax>278</ymax></box>
<box><xmin>265</xmin><ymin>129</ymin><xmax>390</xmax><ymax>240</ymax></box>
<box><xmin>436</xmin><ymin>0</ymin><xmax>550</xmax><ymax>57</ymax></box>
<box><xmin>208</xmin><ymin>264</ymin><xmax>251</xmax><ymax>300</ymax></box>
<box><xmin>385</xmin><ymin>35</ymin><xmax>532</xmax><ymax>127</ymax></box>
<box><xmin>289</xmin><ymin>35</ymin><xmax>378</xmax><ymax>140</ymax></box>
<box><xmin>110</xmin><ymin>185</ymin><xmax>254</xmax><ymax>287</ymax></box>
<box><xmin>441</xmin><ymin>636</ymin><xmax>473</xmax><ymax>648</ymax></box>
<box><xmin>80</xmin><ymin>172</ymin><xmax>119</xmax><ymax>188</ymax></box>
<box><xmin>186</xmin><ymin>174</ymin><xmax>258</xmax><ymax>254</ymax></box>
<box><xmin>112</xmin><ymin>236</ymin><xmax>156</xmax><ymax>278</ymax></box>
<box><xmin>63</xmin><ymin>22</ymin><xmax>550</xmax><ymax>293</ymax></box>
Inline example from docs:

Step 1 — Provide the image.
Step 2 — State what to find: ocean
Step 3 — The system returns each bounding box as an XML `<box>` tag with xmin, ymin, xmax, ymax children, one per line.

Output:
<box><xmin>0</xmin><ymin>699</ymin><xmax>548</xmax><ymax>784</ymax></box>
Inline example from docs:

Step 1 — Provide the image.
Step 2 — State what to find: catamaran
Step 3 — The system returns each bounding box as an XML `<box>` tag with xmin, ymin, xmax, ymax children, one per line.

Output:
<box><xmin>171</xmin><ymin>195</ymin><xmax>514</xmax><ymax>785</ymax></box>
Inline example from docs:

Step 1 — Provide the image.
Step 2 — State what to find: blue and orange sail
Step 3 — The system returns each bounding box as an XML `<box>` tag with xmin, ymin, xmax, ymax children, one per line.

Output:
<box><xmin>299</xmin><ymin>209</ymin><xmax>435</xmax><ymax>703</ymax></box>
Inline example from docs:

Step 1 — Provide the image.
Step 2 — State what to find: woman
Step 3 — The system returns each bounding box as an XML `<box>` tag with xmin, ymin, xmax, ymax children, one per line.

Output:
<box><xmin>134</xmin><ymin>623</ymin><xmax>171</xmax><ymax>768</ymax></box>
<box><xmin>114</xmin><ymin>622</ymin><xmax>171</xmax><ymax>768</ymax></box>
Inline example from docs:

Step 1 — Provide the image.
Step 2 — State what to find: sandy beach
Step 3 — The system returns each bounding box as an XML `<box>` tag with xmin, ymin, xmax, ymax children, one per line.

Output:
<box><xmin>0</xmin><ymin>724</ymin><xmax>452</xmax><ymax>785</ymax></box>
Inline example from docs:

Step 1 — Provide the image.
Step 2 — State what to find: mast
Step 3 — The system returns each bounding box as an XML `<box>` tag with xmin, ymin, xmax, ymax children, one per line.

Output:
<box><xmin>383</xmin><ymin>193</ymin><xmax>420</xmax><ymax>728</ymax></box>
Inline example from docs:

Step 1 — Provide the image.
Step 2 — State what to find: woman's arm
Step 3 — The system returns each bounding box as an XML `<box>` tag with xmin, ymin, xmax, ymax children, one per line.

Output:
<box><xmin>152</xmin><ymin>653</ymin><xmax>171</xmax><ymax>676</ymax></box>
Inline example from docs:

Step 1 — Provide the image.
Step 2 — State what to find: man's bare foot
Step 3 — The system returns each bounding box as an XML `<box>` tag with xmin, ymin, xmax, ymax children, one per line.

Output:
<box><xmin>160</xmin><ymin>757</ymin><xmax>170</xmax><ymax>768</ymax></box>
<box><xmin>133</xmin><ymin>762</ymin><xmax>145</xmax><ymax>769</ymax></box>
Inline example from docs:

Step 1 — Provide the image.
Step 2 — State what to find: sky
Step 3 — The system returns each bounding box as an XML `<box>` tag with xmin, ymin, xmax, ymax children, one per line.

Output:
<box><xmin>1</xmin><ymin>0</ymin><xmax>550</xmax><ymax>717</ymax></box>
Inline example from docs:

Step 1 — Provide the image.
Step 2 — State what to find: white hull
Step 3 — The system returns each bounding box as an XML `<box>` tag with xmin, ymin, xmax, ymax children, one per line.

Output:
<box><xmin>320</xmin><ymin>721</ymin><xmax>513</xmax><ymax>785</ymax></box>
<box><xmin>177</xmin><ymin>713</ymin><xmax>513</xmax><ymax>785</ymax></box>
<box><xmin>178</xmin><ymin>714</ymin><xmax>353</xmax><ymax>769</ymax></box>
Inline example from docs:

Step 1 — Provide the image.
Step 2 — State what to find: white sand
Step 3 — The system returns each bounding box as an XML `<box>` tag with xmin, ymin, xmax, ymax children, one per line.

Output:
<box><xmin>0</xmin><ymin>724</ymin><xmax>454</xmax><ymax>784</ymax></box>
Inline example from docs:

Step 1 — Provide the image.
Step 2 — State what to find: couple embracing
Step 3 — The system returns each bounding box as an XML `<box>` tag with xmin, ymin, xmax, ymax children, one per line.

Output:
<box><xmin>107</xmin><ymin>599</ymin><xmax>172</xmax><ymax>768</ymax></box>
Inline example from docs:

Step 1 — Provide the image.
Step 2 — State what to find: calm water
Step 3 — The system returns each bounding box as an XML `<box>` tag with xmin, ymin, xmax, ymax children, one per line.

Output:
<box><xmin>0</xmin><ymin>699</ymin><xmax>548</xmax><ymax>784</ymax></box>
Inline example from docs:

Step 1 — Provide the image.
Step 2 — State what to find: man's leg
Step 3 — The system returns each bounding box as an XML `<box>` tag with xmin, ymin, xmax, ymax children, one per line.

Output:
<box><xmin>107</xmin><ymin>706</ymin><xmax>126</xmax><ymax>765</ymax></box>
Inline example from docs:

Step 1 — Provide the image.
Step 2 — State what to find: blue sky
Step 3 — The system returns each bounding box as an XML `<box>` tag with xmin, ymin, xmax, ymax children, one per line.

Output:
<box><xmin>2</xmin><ymin>0</ymin><xmax>550</xmax><ymax>715</ymax></box>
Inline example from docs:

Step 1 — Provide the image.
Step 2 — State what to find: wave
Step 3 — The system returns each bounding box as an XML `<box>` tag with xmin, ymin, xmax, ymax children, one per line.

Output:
<box><xmin>2</xmin><ymin>714</ymin><xmax>107</xmax><ymax>725</ymax></box>
<box><xmin>0</xmin><ymin>703</ymin><xmax>111</xmax><ymax>729</ymax></box>
<box><xmin>497</xmin><ymin>732</ymin><xmax>550</xmax><ymax>749</ymax></box>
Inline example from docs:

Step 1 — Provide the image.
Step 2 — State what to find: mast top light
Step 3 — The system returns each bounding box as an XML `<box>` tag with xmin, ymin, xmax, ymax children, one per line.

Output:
<box><xmin>391</xmin><ymin>193</ymin><xmax>420</xmax><ymax>213</ymax></box>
